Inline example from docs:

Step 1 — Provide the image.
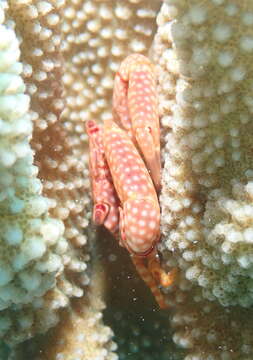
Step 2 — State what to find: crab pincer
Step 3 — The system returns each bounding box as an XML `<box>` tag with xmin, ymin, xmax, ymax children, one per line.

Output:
<box><xmin>113</xmin><ymin>54</ymin><xmax>161</xmax><ymax>191</ymax></box>
<box><xmin>85</xmin><ymin>120</ymin><xmax>119</xmax><ymax>235</ymax></box>
<box><xmin>103</xmin><ymin>118</ymin><xmax>160</xmax><ymax>255</ymax></box>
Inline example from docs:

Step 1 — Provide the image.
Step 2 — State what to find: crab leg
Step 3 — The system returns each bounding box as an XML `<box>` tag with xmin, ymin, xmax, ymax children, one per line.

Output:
<box><xmin>131</xmin><ymin>254</ymin><xmax>169</xmax><ymax>309</ymax></box>
<box><xmin>147</xmin><ymin>250</ymin><xmax>177</xmax><ymax>288</ymax></box>
<box><xmin>85</xmin><ymin>120</ymin><xmax>119</xmax><ymax>235</ymax></box>
<box><xmin>132</xmin><ymin>249</ymin><xmax>177</xmax><ymax>309</ymax></box>
<box><xmin>113</xmin><ymin>54</ymin><xmax>161</xmax><ymax>191</ymax></box>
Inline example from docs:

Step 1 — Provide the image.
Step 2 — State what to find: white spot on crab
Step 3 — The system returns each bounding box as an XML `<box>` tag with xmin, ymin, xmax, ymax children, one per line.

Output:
<box><xmin>141</xmin><ymin>210</ymin><xmax>148</xmax><ymax>217</ymax></box>
<box><xmin>123</xmin><ymin>185</ymin><xmax>129</xmax><ymax>192</ymax></box>
<box><xmin>138</xmin><ymin>220</ymin><xmax>146</xmax><ymax>227</ymax></box>
<box><xmin>150</xmin><ymin>210</ymin><xmax>157</xmax><ymax>218</ymax></box>
<box><xmin>149</xmin><ymin>221</ymin><xmax>157</xmax><ymax>230</ymax></box>
<box><xmin>132</xmin><ymin>207</ymin><xmax>138</xmax><ymax>215</ymax></box>
<box><xmin>133</xmin><ymin>175</ymin><xmax>140</xmax><ymax>181</ymax></box>
<box><xmin>130</xmin><ymin>226</ymin><xmax>137</xmax><ymax>235</ymax></box>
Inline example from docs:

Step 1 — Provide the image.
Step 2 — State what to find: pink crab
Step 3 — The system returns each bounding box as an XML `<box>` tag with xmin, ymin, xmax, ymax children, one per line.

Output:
<box><xmin>86</xmin><ymin>54</ymin><xmax>176</xmax><ymax>309</ymax></box>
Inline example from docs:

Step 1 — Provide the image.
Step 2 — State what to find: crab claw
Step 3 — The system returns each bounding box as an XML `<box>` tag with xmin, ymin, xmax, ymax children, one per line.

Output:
<box><xmin>119</xmin><ymin>198</ymin><xmax>160</xmax><ymax>256</ymax></box>
<box><xmin>112</xmin><ymin>53</ymin><xmax>161</xmax><ymax>191</ymax></box>
<box><xmin>128</xmin><ymin>61</ymin><xmax>161</xmax><ymax>191</ymax></box>
<box><xmin>93</xmin><ymin>203</ymin><xmax>110</xmax><ymax>225</ymax></box>
<box><xmin>85</xmin><ymin>120</ymin><xmax>120</xmax><ymax>235</ymax></box>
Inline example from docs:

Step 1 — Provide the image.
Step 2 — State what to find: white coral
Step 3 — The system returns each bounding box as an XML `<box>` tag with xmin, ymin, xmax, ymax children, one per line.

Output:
<box><xmin>156</xmin><ymin>0</ymin><xmax>253</xmax><ymax>307</ymax></box>
<box><xmin>0</xmin><ymin>3</ymin><xmax>66</xmax><ymax>343</ymax></box>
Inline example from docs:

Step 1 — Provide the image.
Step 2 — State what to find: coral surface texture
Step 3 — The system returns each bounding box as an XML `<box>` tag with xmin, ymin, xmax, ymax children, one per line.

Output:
<box><xmin>1</xmin><ymin>0</ymin><xmax>253</xmax><ymax>360</ymax></box>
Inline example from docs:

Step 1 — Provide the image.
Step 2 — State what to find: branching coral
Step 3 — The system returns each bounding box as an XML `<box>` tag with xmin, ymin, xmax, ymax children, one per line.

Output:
<box><xmin>0</xmin><ymin>0</ymin><xmax>94</xmax><ymax>345</ymax></box>
<box><xmin>8</xmin><ymin>0</ymin><xmax>91</xmax><ymax>259</ymax></box>
<box><xmin>0</xmin><ymin>2</ymin><xmax>69</xmax><ymax>345</ymax></box>
<box><xmin>163</xmin><ymin>266</ymin><xmax>253</xmax><ymax>360</ymax></box>
<box><xmin>156</xmin><ymin>0</ymin><xmax>253</xmax><ymax>307</ymax></box>
<box><xmin>153</xmin><ymin>1</ymin><xmax>253</xmax><ymax>359</ymax></box>
<box><xmin>18</xmin><ymin>261</ymin><xmax>118</xmax><ymax>360</ymax></box>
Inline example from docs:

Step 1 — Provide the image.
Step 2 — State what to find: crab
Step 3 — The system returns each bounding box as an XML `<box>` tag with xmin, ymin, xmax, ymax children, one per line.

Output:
<box><xmin>86</xmin><ymin>54</ymin><xmax>176</xmax><ymax>309</ymax></box>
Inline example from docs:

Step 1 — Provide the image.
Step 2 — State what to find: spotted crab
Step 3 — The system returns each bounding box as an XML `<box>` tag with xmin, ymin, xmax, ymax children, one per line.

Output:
<box><xmin>86</xmin><ymin>54</ymin><xmax>176</xmax><ymax>308</ymax></box>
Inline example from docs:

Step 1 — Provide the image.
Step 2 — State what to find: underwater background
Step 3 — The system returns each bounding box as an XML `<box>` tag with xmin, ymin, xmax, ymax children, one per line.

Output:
<box><xmin>1</xmin><ymin>0</ymin><xmax>253</xmax><ymax>359</ymax></box>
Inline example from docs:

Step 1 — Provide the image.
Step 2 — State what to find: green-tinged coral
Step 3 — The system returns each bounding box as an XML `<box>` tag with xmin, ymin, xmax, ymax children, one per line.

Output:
<box><xmin>156</xmin><ymin>0</ymin><xmax>253</xmax><ymax>307</ymax></box>
<box><xmin>0</xmin><ymin>2</ymin><xmax>67</xmax><ymax>345</ymax></box>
